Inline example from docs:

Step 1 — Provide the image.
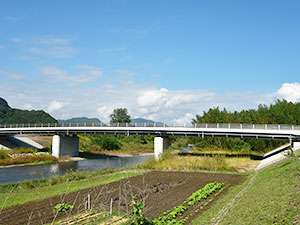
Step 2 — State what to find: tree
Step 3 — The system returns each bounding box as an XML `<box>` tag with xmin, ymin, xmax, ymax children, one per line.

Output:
<box><xmin>110</xmin><ymin>108</ymin><xmax>131</xmax><ymax>124</ymax></box>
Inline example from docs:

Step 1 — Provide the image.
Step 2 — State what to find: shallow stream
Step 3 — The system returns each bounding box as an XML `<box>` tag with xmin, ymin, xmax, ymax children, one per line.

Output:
<box><xmin>0</xmin><ymin>154</ymin><xmax>153</xmax><ymax>184</ymax></box>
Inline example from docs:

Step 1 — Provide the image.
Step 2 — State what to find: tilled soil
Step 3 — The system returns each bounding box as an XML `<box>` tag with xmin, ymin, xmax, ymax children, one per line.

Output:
<box><xmin>0</xmin><ymin>171</ymin><xmax>246</xmax><ymax>225</ymax></box>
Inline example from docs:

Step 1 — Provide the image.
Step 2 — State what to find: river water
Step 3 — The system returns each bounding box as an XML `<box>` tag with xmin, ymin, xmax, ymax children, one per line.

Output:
<box><xmin>0</xmin><ymin>154</ymin><xmax>153</xmax><ymax>185</ymax></box>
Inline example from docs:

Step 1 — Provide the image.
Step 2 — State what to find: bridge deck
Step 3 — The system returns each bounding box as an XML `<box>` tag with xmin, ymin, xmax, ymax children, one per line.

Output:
<box><xmin>0</xmin><ymin>123</ymin><xmax>299</xmax><ymax>140</ymax></box>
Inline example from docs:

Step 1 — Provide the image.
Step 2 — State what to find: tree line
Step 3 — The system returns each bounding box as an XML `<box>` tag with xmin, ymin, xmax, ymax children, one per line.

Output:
<box><xmin>192</xmin><ymin>99</ymin><xmax>300</xmax><ymax>125</ymax></box>
<box><xmin>189</xmin><ymin>99</ymin><xmax>299</xmax><ymax>152</ymax></box>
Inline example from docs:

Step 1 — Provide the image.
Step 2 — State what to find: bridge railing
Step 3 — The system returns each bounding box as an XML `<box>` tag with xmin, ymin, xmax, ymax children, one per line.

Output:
<box><xmin>0</xmin><ymin>123</ymin><xmax>300</xmax><ymax>130</ymax></box>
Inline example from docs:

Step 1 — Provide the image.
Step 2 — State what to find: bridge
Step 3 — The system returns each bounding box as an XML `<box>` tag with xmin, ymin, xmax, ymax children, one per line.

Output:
<box><xmin>0</xmin><ymin>123</ymin><xmax>300</xmax><ymax>160</ymax></box>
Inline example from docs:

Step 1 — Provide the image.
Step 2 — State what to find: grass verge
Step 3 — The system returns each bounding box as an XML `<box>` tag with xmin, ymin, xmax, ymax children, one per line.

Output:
<box><xmin>192</xmin><ymin>158</ymin><xmax>300</xmax><ymax>224</ymax></box>
<box><xmin>0</xmin><ymin>170</ymin><xmax>144</xmax><ymax>209</ymax></box>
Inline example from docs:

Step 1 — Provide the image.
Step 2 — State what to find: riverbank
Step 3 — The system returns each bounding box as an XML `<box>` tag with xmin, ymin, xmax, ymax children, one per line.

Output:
<box><xmin>0</xmin><ymin>149</ymin><xmax>154</xmax><ymax>168</ymax></box>
<box><xmin>0</xmin><ymin>169</ymin><xmax>145</xmax><ymax>210</ymax></box>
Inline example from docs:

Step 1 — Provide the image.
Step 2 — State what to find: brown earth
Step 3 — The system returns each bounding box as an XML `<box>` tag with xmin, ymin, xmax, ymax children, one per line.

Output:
<box><xmin>0</xmin><ymin>171</ymin><xmax>246</xmax><ymax>225</ymax></box>
<box><xmin>29</xmin><ymin>136</ymin><xmax>52</xmax><ymax>147</ymax></box>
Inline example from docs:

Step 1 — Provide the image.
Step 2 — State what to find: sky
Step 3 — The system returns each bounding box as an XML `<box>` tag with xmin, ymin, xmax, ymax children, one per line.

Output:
<box><xmin>1</xmin><ymin>0</ymin><xmax>300</xmax><ymax>124</ymax></box>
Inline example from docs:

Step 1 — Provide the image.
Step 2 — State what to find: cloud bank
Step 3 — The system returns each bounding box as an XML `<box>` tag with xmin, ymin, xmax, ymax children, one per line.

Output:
<box><xmin>1</xmin><ymin>63</ymin><xmax>299</xmax><ymax>124</ymax></box>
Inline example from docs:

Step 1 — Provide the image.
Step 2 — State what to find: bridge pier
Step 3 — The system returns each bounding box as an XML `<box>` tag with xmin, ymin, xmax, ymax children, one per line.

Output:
<box><xmin>52</xmin><ymin>135</ymin><xmax>79</xmax><ymax>157</ymax></box>
<box><xmin>292</xmin><ymin>141</ymin><xmax>300</xmax><ymax>150</ymax></box>
<box><xmin>154</xmin><ymin>137</ymin><xmax>171</xmax><ymax>160</ymax></box>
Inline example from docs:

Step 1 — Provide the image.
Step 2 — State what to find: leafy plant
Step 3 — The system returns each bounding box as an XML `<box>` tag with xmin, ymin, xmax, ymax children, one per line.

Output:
<box><xmin>129</xmin><ymin>200</ymin><xmax>153</xmax><ymax>225</ymax></box>
<box><xmin>54</xmin><ymin>203</ymin><xmax>73</xmax><ymax>212</ymax></box>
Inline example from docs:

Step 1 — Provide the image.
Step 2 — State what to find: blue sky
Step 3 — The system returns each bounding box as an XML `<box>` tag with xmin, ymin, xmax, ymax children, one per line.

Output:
<box><xmin>1</xmin><ymin>0</ymin><xmax>300</xmax><ymax>123</ymax></box>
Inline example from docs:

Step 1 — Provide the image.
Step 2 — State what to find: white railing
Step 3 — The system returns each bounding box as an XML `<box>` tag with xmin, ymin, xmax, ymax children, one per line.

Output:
<box><xmin>0</xmin><ymin>123</ymin><xmax>299</xmax><ymax>130</ymax></box>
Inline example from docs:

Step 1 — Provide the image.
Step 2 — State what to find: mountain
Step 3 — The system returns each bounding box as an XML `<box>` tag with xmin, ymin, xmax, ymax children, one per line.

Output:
<box><xmin>0</xmin><ymin>98</ymin><xmax>10</xmax><ymax>108</ymax></box>
<box><xmin>131</xmin><ymin>118</ymin><xmax>164</xmax><ymax>126</ymax></box>
<box><xmin>0</xmin><ymin>97</ymin><xmax>57</xmax><ymax>124</ymax></box>
<box><xmin>58</xmin><ymin>117</ymin><xmax>101</xmax><ymax>124</ymax></box>
<box><xmin>131</xmin><ymin>118</ymin><xmax>155</xmax><ymax>124</ymax></box>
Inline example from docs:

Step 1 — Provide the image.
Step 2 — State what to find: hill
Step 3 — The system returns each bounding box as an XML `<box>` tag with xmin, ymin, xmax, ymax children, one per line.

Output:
<box><xmin>0</xmin><ymin>98</ymin><xmax>10</xmax><ymax>108</ymax></box>
<box><xmin>58</xmin><ymin>117</ymin><xmax>101</xmax><ymax>124</ymax></box>
<box><xmin>0</xmin><ymin>97</ymin><xmax>57</xmax><ymax>124</ymax></box>
<box><xmin>131</xmin><ymin>118</ymin><xmax>165</xmax><ymax>126</ymax></box>
<box><xmin>131</xmin><ymin>118</ymin><xmax>155</xmax><ymax>124</ymax></box>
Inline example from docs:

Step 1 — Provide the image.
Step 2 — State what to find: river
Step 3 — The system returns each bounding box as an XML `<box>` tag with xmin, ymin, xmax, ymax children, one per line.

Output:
<box><xmin>0</xmin><ymin>154</ymin><xmax>153</xmax><ymax>185</ymax></box>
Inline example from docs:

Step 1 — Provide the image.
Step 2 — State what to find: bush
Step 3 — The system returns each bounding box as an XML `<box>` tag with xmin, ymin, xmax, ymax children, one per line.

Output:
<box><xmin>91</xmin><ymin>135</ymin><xmax>121</xmax><ymax>150</ymax></box>
<box><xmin>0</xmin><ymin>149</ymin><xmax>9</xmax><ymax>160</ymax></box>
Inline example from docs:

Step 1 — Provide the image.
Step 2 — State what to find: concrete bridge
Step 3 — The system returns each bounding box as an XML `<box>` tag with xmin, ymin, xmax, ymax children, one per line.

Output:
<box><xmin>0</xmin><ymin>123</ymin><xmax>300</xmax><ymax>160</ymax></box>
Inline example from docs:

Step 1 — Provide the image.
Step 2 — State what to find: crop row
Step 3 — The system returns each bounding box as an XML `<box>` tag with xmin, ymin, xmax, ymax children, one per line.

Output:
<box><xmin>153</xmin><ymin>182</ymin><xmax>224</xmax><ymax>225</ymax></box>
<box><xmin>180</xmin><ymin>184</ymin><xmax>229</xmax><ymax>224</ymax></box>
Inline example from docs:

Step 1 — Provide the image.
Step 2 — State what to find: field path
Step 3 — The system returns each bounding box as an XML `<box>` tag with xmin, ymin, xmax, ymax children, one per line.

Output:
<box><xmin>210</xmin><ymin>172</ymin><xmax>257</xmax><ymax>225</ymax></box>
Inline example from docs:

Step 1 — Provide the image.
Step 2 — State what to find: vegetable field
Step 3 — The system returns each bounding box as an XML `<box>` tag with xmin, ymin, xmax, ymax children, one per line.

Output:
<box><xmin>0</xmin><ymin>171</ymin><xmax>245</xmax><ymax>225</ymax></box>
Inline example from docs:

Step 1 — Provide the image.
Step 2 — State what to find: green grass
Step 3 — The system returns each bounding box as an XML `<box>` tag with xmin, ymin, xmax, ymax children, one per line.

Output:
<box><xmin>192</xmin><ymin>158</ymin><xmax>300</xmax><ymax>225</ymax></box>
<box><xmin>135</xmin><ymin>151</ymin><xmax>258</xmax><ymax>172</ymax></box>
<box><xmin>0</xmin><ymin>171</ymin><xmax>143</xmax><ymax>209</ymax></box>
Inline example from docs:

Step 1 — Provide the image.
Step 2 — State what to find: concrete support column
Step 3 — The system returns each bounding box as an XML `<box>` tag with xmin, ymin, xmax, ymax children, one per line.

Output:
<box><xmin>154</xmin><ymin>137</ymin><xmax>171</xmax><ymax>160</ymax></box>
<box><xmin>292</xmin><ymin>142</ymin><xmax>300</xmax><ymax>151</ymax></box>
<box><xmin>52</xmin><ymin>135</ymin><xmax>79</xmax><ymax>157</ymax></box>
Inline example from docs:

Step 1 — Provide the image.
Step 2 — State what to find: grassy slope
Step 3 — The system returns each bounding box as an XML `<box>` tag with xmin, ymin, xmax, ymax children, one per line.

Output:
<box><xmin>0</xmin><ymin>171</ymin><xmax>142</xmax><ymax>209</ymax></box>
<box><xmin>193</xmin><ymin>159</ymin><xmax>300</xmax><ymax>224</ymax></box>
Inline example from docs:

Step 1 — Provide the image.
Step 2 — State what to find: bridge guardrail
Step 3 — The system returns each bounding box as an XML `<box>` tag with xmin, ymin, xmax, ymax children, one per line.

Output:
<box><xmin>0</xmin><ymin>123</ymin><xmax>299</xmax><ymax>130</ymax></box>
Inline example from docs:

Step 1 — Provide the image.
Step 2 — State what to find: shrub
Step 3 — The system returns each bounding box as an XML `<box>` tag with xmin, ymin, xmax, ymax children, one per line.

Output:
<box><xmin>0</xmin><ymin>149</ymin><xmax>9</xmax><ymax>160</ymax></box>
<box><xmin>91</xmin><ymin>135</ymin><xmax>121</xmax><ymax>150</ymax></box>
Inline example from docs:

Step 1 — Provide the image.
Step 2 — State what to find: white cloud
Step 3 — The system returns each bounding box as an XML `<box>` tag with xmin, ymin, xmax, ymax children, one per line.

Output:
<box><xmin>38</xmin><ymin>38</ymin><xmax>71</xmax><ymax>45</ymax></box>
<box><xmin>16</xmin><ymin>55</ymin><xmax>39</xmax><ymax>61</ymax></box>
<box><xmin>11</xmin><ymin>38</ymin><xmax>23</xmax><ymax>43</ymax></box>
<box><xmin>164</xmin><ymin>57</ymin><xmax>175</xmax><ymax>64</ymax></box>
<box><xmin>77</xmin><ymin>65</ymin><xmax>103</xmax><ymax>77</ymax></box>
<box><xmin>115</xmin><ymin>69</ymin><xmax>135</xmax><ymax>77</ymax></box>
<box><xmin>3</xmin><ymin>16</ymin><xmax>18</xmax><ymax>21</ymax></box>
<box><xmin>173</xmin><ymin>113</ymin><xmax>194</xmax><ymax>124</ymax></box>
<box><xmin>48</xmin><ymin>100</ymin><xmax>66</xmax><ymax>112</ymax></box>
<box><xmin>4</xmin><ymin>61</ymin><xmax>299</xmax><ymax>124</ymax></box>
<box><xmin>276</xmin><ymin>82</ymin><xmax>300</xmax><ymax>103</ymax></box>
<box><xmin>22</xmin><ymin>36</ymin><xmax>77</xmax><ymax>58</ymax></box>
<box><xmin>41</xmin><ymin>66</ymin><xmax>69</xmax><ymax>80</ymax></box>
<box><xmin>97</xmin><ymin>106</ymin><xmax>113</xmax><ymax>121</ymax></box>
<box><xmin>40</xmin><ymin>65</ymin><xmax>102</xmax><ymax>84</ymax></box>
<box><xmin>99</xmin><ymin>47</ymin><xmax>126</xmax><ymax>54</ymax></box>
<box><xmin>137</xmin><ymin>88</ymin><xmax>168</xmax><ymax>107</ymax></box>
<box><xmin>24</xmin><ymin>103</ymin><xmax>33</xmax><ymax>110</ymax></box>
<box><xmin>0</xmin><ymin>70</ymin><xmax>24</xmax><ymax>81</ymax></box>
<box><xmin>29</xmin><ymin>46</ymin><xmax>76</xmax><ymax>58</ymax></box>
<box><xmin>136</xmin><ymin>88</ymin><xmax>215</xmax><ymax>119</ymax></box>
